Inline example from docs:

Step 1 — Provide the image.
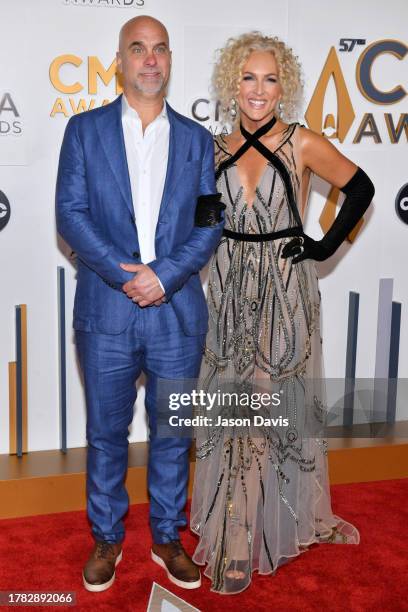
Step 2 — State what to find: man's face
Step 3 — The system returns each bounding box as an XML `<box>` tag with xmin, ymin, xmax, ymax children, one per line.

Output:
<box><xmin>116</xmin><ymin>19</ymin><xmax>171</xmax><ymax>96</ymax></box>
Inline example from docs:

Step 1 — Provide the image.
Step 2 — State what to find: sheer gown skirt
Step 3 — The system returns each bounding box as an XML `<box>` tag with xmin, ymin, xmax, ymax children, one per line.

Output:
<box><xmin>190</xmin><ymin>242</ymin><xmax>360</xmax><ymax>595</ymax></box>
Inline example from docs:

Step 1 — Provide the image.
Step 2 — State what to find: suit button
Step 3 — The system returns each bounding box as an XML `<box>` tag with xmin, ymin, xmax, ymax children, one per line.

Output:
<box><xmin>132</xmin><ymin>251</ymin><xmax>140</xmax><ymax>258</ymax></box>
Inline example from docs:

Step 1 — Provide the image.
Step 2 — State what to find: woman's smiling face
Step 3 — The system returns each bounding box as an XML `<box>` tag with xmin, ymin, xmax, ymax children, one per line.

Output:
<box><xmin>236</xmin><ymin>50</ymin><xmax>282</xmax><ymax>123</ymax></box>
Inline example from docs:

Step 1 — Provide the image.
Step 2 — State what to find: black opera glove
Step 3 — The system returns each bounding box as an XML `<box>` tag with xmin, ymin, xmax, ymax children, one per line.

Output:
<box><xmin>281</xmin><ymin>233</ymin><xmax>332</xmax><ymax>263</ymax></box>
<box><xmin>194</xmin><ymin>192</ymin><xmax>226</xmax><ymax>227</ymax></box>
<box><xmin>281</xmin><ymin>166</ymin><xmax>375</xmax><ymax>264</ymax></box>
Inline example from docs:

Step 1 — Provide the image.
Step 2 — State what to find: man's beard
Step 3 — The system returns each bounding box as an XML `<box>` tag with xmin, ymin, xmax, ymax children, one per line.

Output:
<box><xmin>133</xmin><ymin>73</ymin><xmax>166</xmax><ymax>95</ymax></box>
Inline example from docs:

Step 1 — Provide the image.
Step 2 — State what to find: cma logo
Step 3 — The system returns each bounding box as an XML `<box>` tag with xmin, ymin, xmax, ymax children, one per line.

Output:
<box><xmin>306</xmin><ymin>38</ymin><xmax>406</xmax><ymax>241</ymax></box>
<box><xmin>190</xmin><ymin>99</ymin><xmax>229</xmax><ymax>136</ymax></box>
<box><xmin>0</xmin><ymin>191</ymin><xmax>11</xmax><ymax>231</ymax></box>
<box><xmin>0</xmin><ymin>93</ymin><xmax>23</xmax><ymax>136</ymax></box>
<box><xmin>395</xmin><ymin>184</ymin><xmax>408</xmax><ymax>225</ymax></box>
<box><xmin>63</xmin><ymin>0</ymin><xmax>144</xmax><ymax>6</ymax></box>
<box><xmin>306</xmin><ymin>39</ymin><xmax>407</xmax><ymax>144</ymax></box>
<box><xmin>49</xmin><ymin>55</ymin><xmax>123</xmax><ymax>116</ymax></box>
<box><xmin>191</xmin><ymin>99</ymin><xmax>222</xmax><ymax>123</ymax></box>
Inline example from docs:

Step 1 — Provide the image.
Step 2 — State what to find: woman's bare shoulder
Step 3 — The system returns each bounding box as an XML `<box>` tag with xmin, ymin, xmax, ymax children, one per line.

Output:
<box><xmin>298</xmin><ymin>125</ymin><xmax>324</xmax><ymax>145</ymax></box>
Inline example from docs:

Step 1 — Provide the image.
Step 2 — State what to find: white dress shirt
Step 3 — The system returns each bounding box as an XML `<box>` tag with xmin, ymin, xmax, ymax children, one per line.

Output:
<box><xmin>121</xmin><ymin>94</ymin><xmax>169</xmax><ymax>292</ymax></box>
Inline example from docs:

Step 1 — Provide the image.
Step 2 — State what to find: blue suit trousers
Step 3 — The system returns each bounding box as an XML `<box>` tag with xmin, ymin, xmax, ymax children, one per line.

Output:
<box><xmin>75</xmin><ymin>302</ymin><xmax>205</xmax><ymax>545</ymax></box>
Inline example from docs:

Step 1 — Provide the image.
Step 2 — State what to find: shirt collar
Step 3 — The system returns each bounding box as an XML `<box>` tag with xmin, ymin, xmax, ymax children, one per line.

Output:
<box><xmin>121</xmin><ymin>94</ymin><xmax>168</xmax><ymax>122</ymax></box>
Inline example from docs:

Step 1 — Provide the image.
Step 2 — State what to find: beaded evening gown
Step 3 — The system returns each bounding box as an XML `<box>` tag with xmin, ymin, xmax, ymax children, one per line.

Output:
<box><xmin>190</xmin><ymin>121</ymin><xmax>360</xmax><ymax>594</ymax></box>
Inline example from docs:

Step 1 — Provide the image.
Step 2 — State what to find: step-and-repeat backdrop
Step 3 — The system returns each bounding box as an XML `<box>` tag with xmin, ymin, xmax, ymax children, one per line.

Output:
<box><xmin>0</xmin><ymin>0</ymin><xmax>406</xmax><ymax>452</ymax></box>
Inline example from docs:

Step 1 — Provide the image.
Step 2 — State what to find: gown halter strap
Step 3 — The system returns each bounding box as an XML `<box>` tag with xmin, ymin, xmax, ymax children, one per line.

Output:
<box><xmin>217</xmin><ymin>115</ymin><xmax>304</xmax><ymax>242</ymax></box>
<box><xmin>216</xmin><ymin>114</ymin><xmax>277</xmax><ymax>180</ymax></box>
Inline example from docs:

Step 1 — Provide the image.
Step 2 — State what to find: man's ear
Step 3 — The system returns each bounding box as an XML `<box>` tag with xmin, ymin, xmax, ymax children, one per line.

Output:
<box><xmin>116</xmin><ymin>51</ymin><xmax>122</xmax><ymax>72</ymax></box>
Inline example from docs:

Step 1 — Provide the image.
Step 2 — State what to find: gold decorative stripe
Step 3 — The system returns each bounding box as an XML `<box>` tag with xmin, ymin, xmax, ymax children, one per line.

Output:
<box><xmin>8</xmin><ymin>362</ymin><xmax>17</xmax><ymax>455</ymax></box>
<box><xmin>20</xmin><ymin>304</ymin><xmax>28</xmax><ymax>454</ymax></box>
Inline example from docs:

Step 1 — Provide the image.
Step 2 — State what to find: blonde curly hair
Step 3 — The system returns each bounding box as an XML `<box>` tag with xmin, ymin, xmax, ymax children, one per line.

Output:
<box><xmin>212</xmin><ymin>31</ymin><xmax>303</xmax><ymax>124</ymax></box>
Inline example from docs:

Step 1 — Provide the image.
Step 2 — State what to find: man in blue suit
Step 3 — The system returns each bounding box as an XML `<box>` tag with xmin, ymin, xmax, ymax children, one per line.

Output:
<box><xmin>56</xmin><ymin>15</ymin><xmax>224</xmax><ymax>592</ymax></box>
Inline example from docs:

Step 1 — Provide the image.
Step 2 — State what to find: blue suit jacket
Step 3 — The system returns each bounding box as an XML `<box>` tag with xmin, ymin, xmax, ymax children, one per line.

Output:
<box><xmin>56</xmin><ymin>95</ymin><xmax>224</xmax><ymax>335</ymax></box>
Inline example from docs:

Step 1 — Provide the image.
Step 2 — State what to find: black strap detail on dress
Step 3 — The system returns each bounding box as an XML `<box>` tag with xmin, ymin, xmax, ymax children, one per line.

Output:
<box><xmin>239</xmin><ymin>122</ymin><xmax>303</xmax><ymax>229</ymax></box>
<box><xmin>215</xmin><ymin>115</ymin><xmax>277</xmax><ymax>181</ymax></box>
<box><xmin>223</xmin><ymin>226</ymin><xmax>303</xmax><ymax>242</ymax></box>
<box><xmin>216</xmin><ymin>116</ymin><xmax>303</xmax><ymax>231</ymax></box>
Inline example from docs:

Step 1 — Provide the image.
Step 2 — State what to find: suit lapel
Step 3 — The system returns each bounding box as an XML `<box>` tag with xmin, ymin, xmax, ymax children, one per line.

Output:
<box><xmin>157</xmin><ymin>102</ymin><xmax>192</xmax><ymax>221</ymax></box>
<box><xmin>95</xmin><ymin>95</ymin><xmax>134</xmax><ymax>219</ymax></box>
<box><xmin>94</xmin><ymin>97</ymin><xmax>192</xmax><ymax>224</ymax></box>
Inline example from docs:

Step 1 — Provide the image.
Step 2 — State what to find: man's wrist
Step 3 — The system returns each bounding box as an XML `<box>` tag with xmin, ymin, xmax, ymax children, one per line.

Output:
<box><xmin>157</xmin><ymin>276</ymin><xmax>165</xmax><ymax>294</ymax></box>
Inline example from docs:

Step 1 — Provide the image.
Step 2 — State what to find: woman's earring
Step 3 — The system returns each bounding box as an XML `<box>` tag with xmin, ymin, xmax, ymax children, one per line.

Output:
<box><xmin>229</xmin><ymin>98</ymin><xmax>237</xmax><ymax>119</ymax></box>
<box><xmin>278</xmin><ymin>100</ymin><xmax>283</xmax><ymax>117</ymax></box>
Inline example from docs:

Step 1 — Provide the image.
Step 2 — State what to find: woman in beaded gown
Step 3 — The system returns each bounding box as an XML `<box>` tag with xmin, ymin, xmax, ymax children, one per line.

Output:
<box><xmin>190</xmin><ymin>33</ymin><xmax>374</xmax><ymax>595</ymax></box>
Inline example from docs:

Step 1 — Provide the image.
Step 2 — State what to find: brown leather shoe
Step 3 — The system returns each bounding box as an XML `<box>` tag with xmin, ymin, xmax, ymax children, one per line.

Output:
<box><xmin>82</xmin><ymin>541</ymin><xmax>123</xmax><ymax>592</ymax></box>
<box><xmin>151</xmin><ymin>541</ymin><xmax>201</xmax><ymax>589</ymax></box>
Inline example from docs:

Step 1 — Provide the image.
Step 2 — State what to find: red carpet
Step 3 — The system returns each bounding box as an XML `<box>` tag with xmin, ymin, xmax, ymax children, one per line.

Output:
<box><xmin>0</xmin><ymin>479</ymin><xmax>407</xmax><ymax>611</ymax></box>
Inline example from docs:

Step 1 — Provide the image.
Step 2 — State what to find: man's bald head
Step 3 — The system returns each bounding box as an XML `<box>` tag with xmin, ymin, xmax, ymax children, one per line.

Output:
<box><xmin>118</xmin><ymin>15</ymin><xmax>169</xmax><ymax>53</ymax></box>
<box><xmin>116</xmin><ymin>15</ymin><xmax>172</xmax><ymax>99</ymax></box>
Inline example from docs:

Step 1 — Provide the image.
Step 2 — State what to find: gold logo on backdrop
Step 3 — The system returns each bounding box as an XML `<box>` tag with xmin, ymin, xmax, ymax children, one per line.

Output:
<box><xmin>49</xmin><ymin>55</ymin><xmax>123</xmax><ymax>117</ymax></box>
<box><xmin>305</xmin><ymin>47</ymin><xmax>360</xmax><ymax>241</ymax></box>
<box><xmin>305</xmin><ymin>47</ymin><xmax>355</xmax><ymax>143</ymax></box>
